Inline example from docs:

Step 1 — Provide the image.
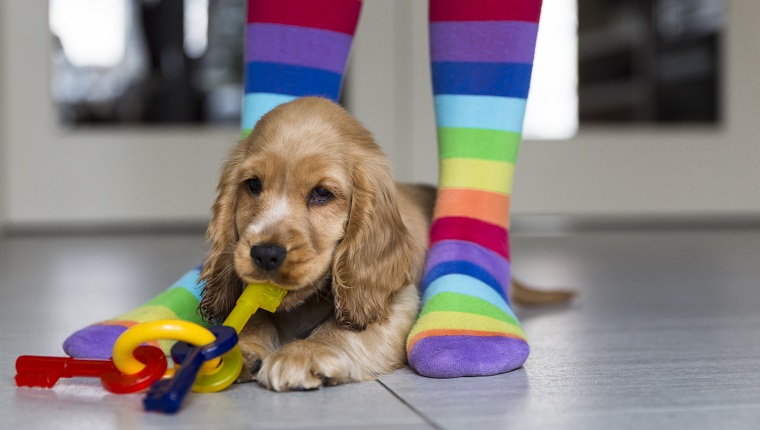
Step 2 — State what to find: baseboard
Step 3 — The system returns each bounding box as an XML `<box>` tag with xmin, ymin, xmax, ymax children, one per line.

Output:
<box><xmin>3</xmin><ymin>220</ymin><xmax>208</xmax><ymax>237</ymax></box>
<box><xmin>511</xmin><ymin>214</ymin><xmax>760</xmax><ymax>236</ymax></box>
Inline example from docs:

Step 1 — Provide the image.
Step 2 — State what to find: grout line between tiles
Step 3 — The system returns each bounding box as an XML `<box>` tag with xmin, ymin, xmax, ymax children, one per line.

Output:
<box><xmin>376</xmin><ymin>379</ymin><xmax>442</xmax><ymax>430</ymax></box>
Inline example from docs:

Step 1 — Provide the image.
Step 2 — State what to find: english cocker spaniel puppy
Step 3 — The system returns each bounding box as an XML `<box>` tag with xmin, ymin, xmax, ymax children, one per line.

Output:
<box><xmin>198</xmin><ymin>97</ymin><xmax>434</xmax><ymax>391</ymax></box>
<box><xmin>197</xmin><ymin>97</ymin><xmax>573</xmax><ymax>391</ymax></box>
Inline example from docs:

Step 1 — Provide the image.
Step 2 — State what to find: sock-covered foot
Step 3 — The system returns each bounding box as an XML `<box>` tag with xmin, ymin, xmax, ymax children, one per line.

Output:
<box><xmin>407</xmin><ymin>0</ymin><xmax>542</xmax><ymax>378</ymax></box>
<box><xmin>63</xmin><ymin>267</ymin><xmax>209</xmax><ymax>359</ymax></box>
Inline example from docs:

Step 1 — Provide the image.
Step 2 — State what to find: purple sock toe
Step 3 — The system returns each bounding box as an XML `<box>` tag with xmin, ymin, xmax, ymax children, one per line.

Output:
<box><xmin>63</xmin><ymin>325</ymin><xmax>128</xmax><ymax>359</ymax></box>
<box><xmin>408</xmin><ymin>336</ymin><xmax>529</xmax><ymax>378</ymax></box>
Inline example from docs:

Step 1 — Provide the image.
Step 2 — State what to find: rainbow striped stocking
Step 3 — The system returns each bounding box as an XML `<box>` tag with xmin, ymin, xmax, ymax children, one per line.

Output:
<box><xmin>63</xmin><ymin>0</ymin><xmax>361</xmax><ymax>359</ymax></box>
<box><xmin>406</xmin><ymin>0</ymin><xmax>542</xmax><ymax>378</ymax></box>
<box><xmin>242</xmin><ymin>0</ymin><xmax>362</xmax><ymax>137</ymax></box>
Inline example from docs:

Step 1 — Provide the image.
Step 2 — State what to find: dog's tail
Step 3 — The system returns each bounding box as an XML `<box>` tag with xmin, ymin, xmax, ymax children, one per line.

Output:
<box><xmin>510</xmin><ymin>278</ymin><xmax>577</xmax><ymax>306</ymax></box>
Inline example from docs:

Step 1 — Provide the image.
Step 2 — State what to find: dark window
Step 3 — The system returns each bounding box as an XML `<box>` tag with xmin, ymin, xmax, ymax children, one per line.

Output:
<box><xmin>578</xmin><ymin>0</ymin><xmax>723</xmax><ymax>123</ymax></box>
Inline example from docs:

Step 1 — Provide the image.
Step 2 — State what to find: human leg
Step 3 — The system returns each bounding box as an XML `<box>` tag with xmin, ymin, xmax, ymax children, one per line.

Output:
<box><xmin>407</xmin><ymin>0</ymin><xmax>543</xmax><ymax>378</ymax></box>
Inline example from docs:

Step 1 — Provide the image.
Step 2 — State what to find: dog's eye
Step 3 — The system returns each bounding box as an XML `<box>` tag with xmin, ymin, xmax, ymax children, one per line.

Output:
<box><xmin>310</xmin><ymin>186</ymin><xmax>333</xmax><ymax>204</ymax></box>
<box><xmin>246</xmin><ymin>178</ymin><xmax>262</xmax><ymax>195</ymax></box>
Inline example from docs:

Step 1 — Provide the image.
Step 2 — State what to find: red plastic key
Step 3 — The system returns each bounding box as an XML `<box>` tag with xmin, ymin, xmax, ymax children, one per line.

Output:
<box><xmin>15</xmin><ymin>345</ymin><xmax>167</xmax><ymax>394</ymax></box>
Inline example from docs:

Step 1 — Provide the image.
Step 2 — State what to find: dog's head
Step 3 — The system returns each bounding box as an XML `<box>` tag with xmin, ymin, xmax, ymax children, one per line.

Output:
<box><xmin>199</xmin><ymin>97</ymin><xmax>419</xmax><ymax>330</ymax></box>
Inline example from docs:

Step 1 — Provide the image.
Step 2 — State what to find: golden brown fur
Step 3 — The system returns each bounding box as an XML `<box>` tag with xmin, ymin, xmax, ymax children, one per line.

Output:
<box><xmin>199</xmin><ymin>97</ymin><xmax>427</xmax><ymax>390</ymax></box>
<box><xmin>199</xmin><ymin>97</ymin><xmax>573</xmax><ymax>391</ymax></box>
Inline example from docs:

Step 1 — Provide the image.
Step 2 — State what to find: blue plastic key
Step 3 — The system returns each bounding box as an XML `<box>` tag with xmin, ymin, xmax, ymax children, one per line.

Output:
<box><xmin>143</xmin><ymin>326</ymin><xmax>237</xmax><ymax>414</ymax></box>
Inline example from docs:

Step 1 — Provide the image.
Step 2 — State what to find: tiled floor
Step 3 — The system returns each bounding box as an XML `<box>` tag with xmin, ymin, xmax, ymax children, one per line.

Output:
<box><xmin>1</xmin><ymin>228</ymin><xmax>759</xmax><ymax>429</ymax></box>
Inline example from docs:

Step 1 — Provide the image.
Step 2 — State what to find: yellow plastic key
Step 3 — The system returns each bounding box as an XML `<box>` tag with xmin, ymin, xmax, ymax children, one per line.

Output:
<box><xmin>223</xmin><ymin>282</ymin><xmax>288</xmax><ymax>333</ymax></box>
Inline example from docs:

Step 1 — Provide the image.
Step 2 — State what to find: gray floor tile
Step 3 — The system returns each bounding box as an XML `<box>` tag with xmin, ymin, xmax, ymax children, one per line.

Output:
<box><xmin>7</xmin><ymin>379</ymin><xmax>428</xmax><ymax>430</ymax></box>
<box><xmin>3</xmin><ymin>229</ymin><xmax>760</xmax><ymax>429</ymax></box>
<box><xmin>379</xmin><ymin>230</ymin><xmax>760</xmax><ymax>429</ymax></box>
<box><xmin>0</xmin><ymin>233</ymin><xmax>430</xmax><ymax>430</ymax></box>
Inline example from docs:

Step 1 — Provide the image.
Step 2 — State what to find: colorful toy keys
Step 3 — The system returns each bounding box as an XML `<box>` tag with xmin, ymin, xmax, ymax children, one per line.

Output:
<box><xmin>15</xmin><ymin>282</ymin><xmax>288</xmax><ymax>414</ymax></box>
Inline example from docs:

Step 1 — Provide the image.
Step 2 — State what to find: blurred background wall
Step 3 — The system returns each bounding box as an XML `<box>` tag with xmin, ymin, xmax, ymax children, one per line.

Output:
<box><xmin>1</xmin><ymin>0</ymin><xmax>758</xmax><ymax>232</ymax></box>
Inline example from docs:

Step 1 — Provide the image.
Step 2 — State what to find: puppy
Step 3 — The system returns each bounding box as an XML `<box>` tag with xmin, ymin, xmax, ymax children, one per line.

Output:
<box><xmin>199</xmin><ymin>97</ymin><xmax>573</xmax><ymax>391</ymax></box>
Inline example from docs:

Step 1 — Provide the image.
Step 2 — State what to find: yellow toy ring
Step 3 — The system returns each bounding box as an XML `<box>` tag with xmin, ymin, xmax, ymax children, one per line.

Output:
<box><xmin>190</xmin><ymin>346</ymin><xmax>243</xmax><ymax>393</ymax></box>
<box><xmin>112</xmin><ymin>320</ymin><xmax>221</xmax><ymax>375</ymax></box>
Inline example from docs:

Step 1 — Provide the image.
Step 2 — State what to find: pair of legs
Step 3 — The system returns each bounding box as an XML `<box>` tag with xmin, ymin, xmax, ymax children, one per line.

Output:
<box><xmin>64</xmin><ymin>0</ymin><xmax>543</xmax><ymax>378</ymax></box>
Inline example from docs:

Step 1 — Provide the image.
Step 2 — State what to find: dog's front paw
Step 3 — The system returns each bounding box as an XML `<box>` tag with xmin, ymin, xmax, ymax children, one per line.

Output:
<box><xmin>257</xmin><ymin>340</ymin><xmax>349</xmax><ymax>392</ymax></box>
<box><xmin>235</xmin><ymin>346</ymin><xmax>266</xmax><ymax>384</ymax></box>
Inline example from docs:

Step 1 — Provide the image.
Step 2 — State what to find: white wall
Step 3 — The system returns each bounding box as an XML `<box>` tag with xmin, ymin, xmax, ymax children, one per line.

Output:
<box><xmin>2</xmin><ymin>0</ymin><xmax>759</xmax><ymax>228</ymax></box>
<box><xmin>0</xmin><ymin>1</ymin><xmax>7</xmax><ymax>231</ymax></box>
<box><xmin>1</xmin><ymin>1</ymin><xmax>233</xmax><ymax>227</ymax></box>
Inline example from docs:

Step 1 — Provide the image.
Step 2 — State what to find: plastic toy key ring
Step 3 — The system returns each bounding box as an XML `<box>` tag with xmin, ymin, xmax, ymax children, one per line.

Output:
<box><xmin>112</xmin><ymin>320</ymin><xmax>221</xmax><ymax>375</ymax></box>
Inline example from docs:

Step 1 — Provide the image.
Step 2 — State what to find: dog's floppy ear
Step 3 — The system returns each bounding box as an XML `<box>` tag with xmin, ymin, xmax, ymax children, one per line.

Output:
<box><xmin>331</xmin><ymin>148</ymin><xmax>421</xmax><ymax>330</ymax></box>
<box><xmin>199</xmin><ymin>142</ymin><xmax>248</xmax><ymax>323</ymax></box>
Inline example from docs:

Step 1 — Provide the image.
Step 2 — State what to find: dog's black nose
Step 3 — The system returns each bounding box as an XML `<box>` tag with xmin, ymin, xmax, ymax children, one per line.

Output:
<box><xmin>250</xmin><ymin>244</ymin><xmax>287</xmax><ymax>271</ymax></box>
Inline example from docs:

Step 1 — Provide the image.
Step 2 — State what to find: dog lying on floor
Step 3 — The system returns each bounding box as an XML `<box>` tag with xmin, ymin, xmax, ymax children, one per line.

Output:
<box><xmin>198</xmin><ymin>97</ymin><xmax>573</xmax><ymax>391</ymax></box>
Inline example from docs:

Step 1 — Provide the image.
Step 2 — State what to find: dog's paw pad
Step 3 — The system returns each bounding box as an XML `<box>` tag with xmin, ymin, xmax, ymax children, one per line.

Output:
<box><xmin>249</xmin><ymin>358</ymin><xmax>263</xmax><ymax>374</ymax></box>
<box><xmin>236</xmin><ymin>354</ymin><xmax>264</xmax><ymax>384</ymax></box>
<box><xmin>317</xmin><ymin>373</ymin><xmax>335</xmax><ymax>386</ymax></box>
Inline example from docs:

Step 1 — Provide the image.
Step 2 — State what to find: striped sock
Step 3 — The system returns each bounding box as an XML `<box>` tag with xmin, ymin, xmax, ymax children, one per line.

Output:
<box><xmin>63</xmin><ymin>0</ymin><xmax>361</xmax><ymax>359</ymax></box>
<box><xmin>241</xmin><ymin>0</ymin><xmax>362</xmax><ymax>138</ymax></box>
<box><xmin>406</xmin><ymin>0</ymin><xmax>542</xmax><ymax>378</ymax></box>
<box><xmin>63</xmin><ymin>267</ymin><xmax>210</xmax><ymax>359</ymax></box>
